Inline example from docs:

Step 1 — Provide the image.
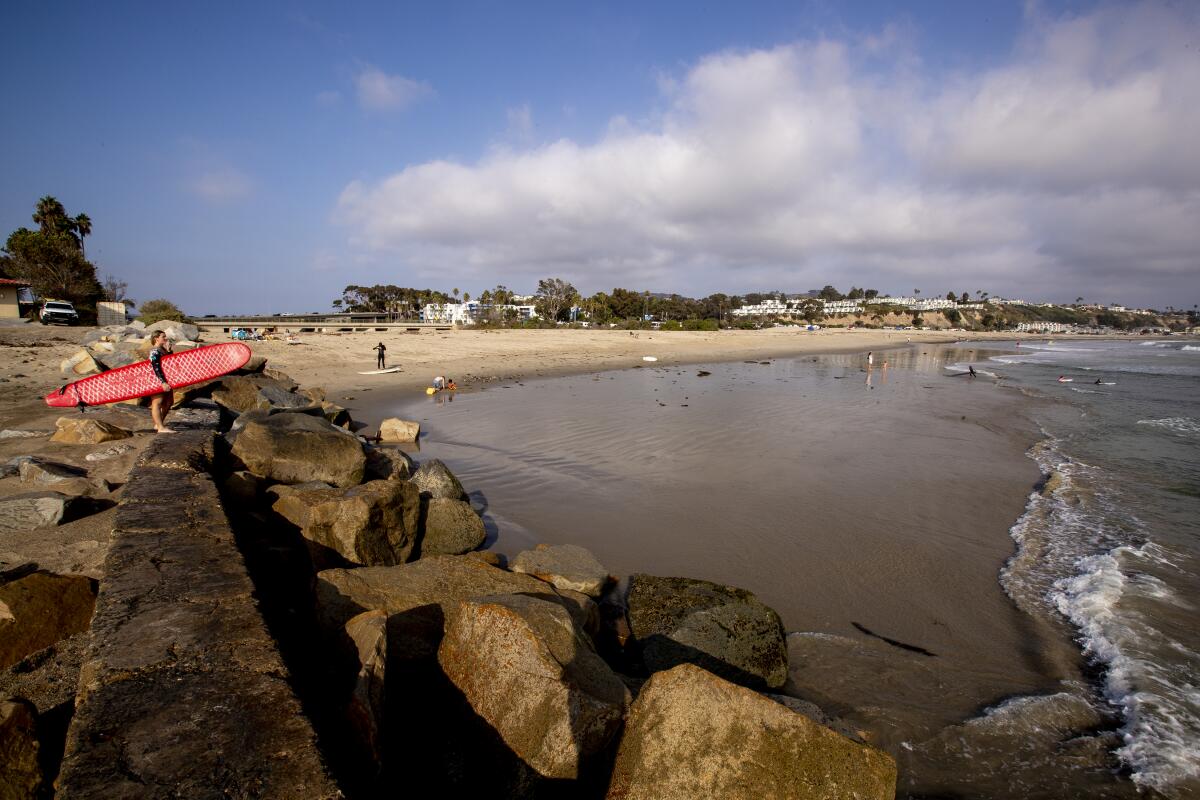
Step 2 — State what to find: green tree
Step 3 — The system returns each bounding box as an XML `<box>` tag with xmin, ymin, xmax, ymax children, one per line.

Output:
<box><xmin>535</xmin><ymin>277</ymin><xmax>576</xmax><ymax>322</ymax></box>
<box><xmin>2</xmin><ymin>229</ymin><xmax>94</xmax><ymax>299</ymax></box>
<box><xmin>138</xmin><ymin>298</ymin><xmax>187</xmax><ymax>324</ymax></box>
<box><xmin>817</xmin><ymin>285</ymin><xmax>843</xmax><ymax>301</ymax></box>
<box><xmin>73</xmin><ymin>213</ymin><xmax>92</xmax><ymax>258</ymax></box>
<box><xmin>864</xmin><ymin>288</ymin><xmax>879</xmax><ymax>300</ymax></box>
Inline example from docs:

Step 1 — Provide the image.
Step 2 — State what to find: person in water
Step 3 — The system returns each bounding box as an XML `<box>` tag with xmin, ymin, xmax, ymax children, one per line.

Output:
<box><xmin>968</xmin><ymin>365</ymin><xmax>977</xmax><ymax>377</ymax></box>
<box><xmin>373</xmin><ymin>341</ymin><xmax>386</xmax><ymax>369</ymax></box>
<box><xmin>148</xmin><ymin>330</ymin><xmax>175</xmax><ymax>434</ymax></box>
<box><xmin>1095</xmin><ymin>378</ymin><xmax>1103</xmax><ymax>385</ymax></box>
<box><xmin>433</xmin><ymin>375</ymin><xmax>445</xmax><ymax>390</ymax></box>
<box><xmin>445</xmin><ymin>378</ymin><xmax>457</xmax><ymax>391</ymax></box>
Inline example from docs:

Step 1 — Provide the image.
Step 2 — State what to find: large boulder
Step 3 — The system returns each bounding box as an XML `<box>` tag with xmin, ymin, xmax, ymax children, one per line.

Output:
<box><xmin>0</xmin><ymin>698</ymin><xmax>43</xmax><ymax>798</ymax></box>
<box><xmin>605</xmin><ymin>664</ymin><xmax>896</xmax><ymax>800</ymax></box>
<box><xmin>232</xmin><ymin>413</ymin><xmax>365</xmax><ymax>488</ymax></box>
<box><xmin>60</xmin><ymin>349</ymin><xmax>102</xmax><ymax>377</ymax></box>
<box><xmin>92</xmin><ymin>341</ymin><xmax>148</xmax><ymax>370</ymax></box>
<box><xmin>318</xmin><ymin>401</ymin><xmax>352</xmax><ymax>429</ymax></box>
<box><xmin>316</xmin><ymin>555</ymin><xmax>595</xmax><ymax>661</ymax></box>
<box><xmin>511</xmin><ymin>544</ymin><xmax>612</xmax><ymax>597</ymax></box>
<box><xmin>270</xmin><ymin>479</ymin><xmax>421</xmax><ymax>567</ymax></box>
<box><xmin>626</xmin><ymin>574</ymin><xmax>788</xmax><ymax>689</ymax></box>
<box><xmin>378</xmin><ymin>418</ymin><xmax>420</xmax><ymax>443</ymax></box>
<box><xmin>410</xmin><ymin>459</ymin><xmax>466</xmax><ymax>500</ymax></box>
<box><xmin>420</xmin><ymin>498</ymin><xmax>485</xmax><ymax>557</ymax></box>
<box><xmin>0</xmin><ymin>492</ymin><xmax>95</xmax><ymax>533</ymax></box>
<box><xmin>363</xmin><ymin>446</ymin><xmax>413</xmax><ymax>481</ymax></box>
<box><xmin>256</xmin><ymin>385</ymin><xmax>310</xmax><ymax>410</ymax></box>
<box><xmin>0</xmin><ymin>572</ymin><xmax>97</xmax><ymax>669</ymax></box>
<box><xmin>146</xmin><ymin>319</ymin><xmax>199</xmax><ymax>342</ymax></box>
<box><xmin>344</xmin><ymin>610</ymin><xmax>387</xmax><ymax>761</ymax></box>
<box><xmin>17</xmin><ymin>458</ymin><xmax>88</xmax><ymax>486</ymax></box>
<box><xmin>212</xmin><ymin>375</ymin><xmax>310</xmax><ymax>414</ymax></box>
<box><xmin>438</xmin><ymin>594</ymin><xmax>630</xmax><ymax>779</ymax></box>
<box><xmin>49</xmin><ymin>417</ymin><xmax>131</xmax><ymax>445</ymax></box>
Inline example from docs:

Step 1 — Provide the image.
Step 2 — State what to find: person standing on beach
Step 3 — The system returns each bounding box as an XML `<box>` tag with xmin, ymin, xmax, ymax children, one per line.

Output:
<box><xmin>374</xmin><ymin>341</ymin><xmax>386</xmax><ymax>369</ymax></box>
<box><xmin>867</xmin><ymin>351</ymin><xmax>874</xmax><ymax>367</ymax></box>
<box><xmin>148</xmin><ymin>331</ymin><xmax>175</xmax><ymax>434</ymax></box>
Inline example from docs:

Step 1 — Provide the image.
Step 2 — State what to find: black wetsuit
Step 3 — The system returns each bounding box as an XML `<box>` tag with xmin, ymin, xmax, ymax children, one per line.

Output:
<box><xmin>374</xmin><ymin>344</ymin><xmax>386</xmax><ymax>369</ymax></box>
<box><xmin>149</xmin><ymin>347</ymin><xmax>169</xmax><ymax>391</ymax></box>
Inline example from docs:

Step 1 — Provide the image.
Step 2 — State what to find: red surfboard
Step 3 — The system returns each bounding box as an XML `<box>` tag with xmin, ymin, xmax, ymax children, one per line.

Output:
<box><xmin>46</xmin><ymin>342</ymin><xmax>253</xmax><ymax>408</ymax></box>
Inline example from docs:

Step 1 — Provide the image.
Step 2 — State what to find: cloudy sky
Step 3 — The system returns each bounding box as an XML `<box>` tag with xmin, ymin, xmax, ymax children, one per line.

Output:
<box><xmin>2</xmin><ymin>1</ymin><xmax>1196</xmax><ymax>313</ymax></box>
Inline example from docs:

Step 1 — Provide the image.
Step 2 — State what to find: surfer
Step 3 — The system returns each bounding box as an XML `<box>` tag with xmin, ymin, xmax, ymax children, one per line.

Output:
<box><xmin>374</xmin><ymin>341</ymin><xmax>386</xmax><ymax>369</ymax></box>
<box><xmin>1094</xmin><ymin>378</ymin><xmax>1103</xmax><ymax>385</ymax></box>
<box><xmin>968</xmin><ymin>365</ymin><xmax>977</xmax><ymax>378</ymax></box>
<box><xmin>148</xmin><ymin>331</ymin><xmax>176</xmax><ymax>434</ymax></box>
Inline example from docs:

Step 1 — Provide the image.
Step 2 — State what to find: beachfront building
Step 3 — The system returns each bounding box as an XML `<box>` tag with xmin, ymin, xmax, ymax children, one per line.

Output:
<box><xmin>821</xmin><ymin>299</ymin><xmax>864</xmax><ymax>314</ymax></box>
<box><xmin>1014</xmin><ymin>321</ymin><xmax>1087</xmax><ymax>334</ymax></box>
<box><xmin>731</xmin><ymin>298</ymin><xmax>793</xmax><ymax>317</ymax></box>
<box><xmin>0</xmin><ymin>278</ymin><xmax>30</xmax><ymax>319</ymax></box>
<box><xmin>421</xmin><ymin>301</ymin><xmax>539</xmax><ymax>325</ymax></box>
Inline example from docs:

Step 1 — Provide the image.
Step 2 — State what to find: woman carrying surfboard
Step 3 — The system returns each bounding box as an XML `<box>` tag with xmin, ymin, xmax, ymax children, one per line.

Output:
<box><xmin>149</xmin><ymin>331</ymin><xmax>176</xmax><ymax>434</ymax></box>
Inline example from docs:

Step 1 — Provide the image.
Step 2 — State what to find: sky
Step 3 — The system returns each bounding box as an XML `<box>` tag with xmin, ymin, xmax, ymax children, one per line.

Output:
<box><xmin>1</xmin><ymin>1</ymin><xmax>1197</xmax><ymax>314</ymax></box>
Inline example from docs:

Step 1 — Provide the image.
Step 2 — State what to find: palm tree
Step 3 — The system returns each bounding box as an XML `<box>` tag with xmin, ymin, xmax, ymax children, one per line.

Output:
<box><xmin>33</xmin><ymin>195</ymin><xmax>68</xmax><ymax>236</ymax></box>
<box><xmin>73</xmin><ymin>213</ymin><xmax>92</xmax><ymax>257</ymax></box>
<box><xmin>463</xmin><ymin>292</ymin><xmax>470</xmax><ymax>303</ymax></box>
<box><xmin>452</xmin><ymin>287</ymin><xmax>460</xmax><ymax>301</ymax></box>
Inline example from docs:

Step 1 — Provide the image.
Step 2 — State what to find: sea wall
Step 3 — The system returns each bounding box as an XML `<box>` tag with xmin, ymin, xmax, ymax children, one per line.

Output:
<box><xmin>54</xmin><ymin>425</ymin><xmax>338</xmax><ymax>797</ymax></box>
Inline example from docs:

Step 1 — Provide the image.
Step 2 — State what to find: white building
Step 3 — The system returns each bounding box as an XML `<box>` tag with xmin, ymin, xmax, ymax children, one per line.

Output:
<box><xmin>421</xmin><ymin>302</ymin><xmax>539</xmax><ymax>324</ymax></box>
<box><xmin>731</xmin><ymin>299</ymin><xmax>792</xmax><ymax>317</ymax></box>
<box><xmin>821</xmin><ymin>299</ymin><xmax>864</xmax><ymax>314</ymax></box>
<box><xmin>1015</xmin><ymin>321</ymin><xmax>1080</xmax><ymax>333</ymax></box>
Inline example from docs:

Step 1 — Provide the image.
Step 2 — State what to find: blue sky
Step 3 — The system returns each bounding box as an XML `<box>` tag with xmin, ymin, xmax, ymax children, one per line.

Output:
<box><xmin>2</xmin><ymin>1</ymin><xmax>1196</xmax><ymax>313</ymax></box>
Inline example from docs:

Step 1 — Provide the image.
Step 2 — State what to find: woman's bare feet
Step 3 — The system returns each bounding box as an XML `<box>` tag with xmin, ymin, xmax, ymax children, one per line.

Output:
<box><xmin>156</xmin><ymin>427</ymin><xmax>177</xmax><ymax>434</ymax></box>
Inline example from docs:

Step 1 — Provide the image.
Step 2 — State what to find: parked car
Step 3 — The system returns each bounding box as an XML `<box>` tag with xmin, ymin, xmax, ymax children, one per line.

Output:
<box><xmin>40</xmin><ymin>300</ymin><xmax>79</xmax><ymax>325</ymax></box>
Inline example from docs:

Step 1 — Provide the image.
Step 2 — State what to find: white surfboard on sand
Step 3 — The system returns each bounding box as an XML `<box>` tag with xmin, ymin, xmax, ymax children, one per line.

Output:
<box><xmin>358</xmin><ymin>367</ymin><xmax>402</xmax><ymax>375</ymax></box>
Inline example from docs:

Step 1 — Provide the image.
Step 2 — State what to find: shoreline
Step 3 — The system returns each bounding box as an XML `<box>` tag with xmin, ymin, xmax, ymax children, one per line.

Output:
<box><xmin>234</xmin><ymin>327</ymin><xmax>1046</xmax><ymax>426</ymax></box>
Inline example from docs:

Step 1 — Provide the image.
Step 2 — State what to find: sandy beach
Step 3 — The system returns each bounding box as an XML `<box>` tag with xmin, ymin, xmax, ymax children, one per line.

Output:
<box><xmin>1</xmin><ymin>324</ymin><xmax>1030</xmax><ymax>435</ymax></box>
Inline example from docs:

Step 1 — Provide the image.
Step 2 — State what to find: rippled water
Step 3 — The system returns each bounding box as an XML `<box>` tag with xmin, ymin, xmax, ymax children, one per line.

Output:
<box><xmin>358</xmin><ymin>338</ymin><xmax>1199</xmax><ymax>798</ymax></box>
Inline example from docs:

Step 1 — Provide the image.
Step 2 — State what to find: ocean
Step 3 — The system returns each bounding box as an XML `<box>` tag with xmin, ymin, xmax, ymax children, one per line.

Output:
<box><xmin>981</xmin><ymin>338</ymin><xmax>1200</xmax><ymax>798</ymax></box>
<box><xmin>380</xmin><ymin>337</ymin><xmax>1199</xmax><ymax>799</ymax></box>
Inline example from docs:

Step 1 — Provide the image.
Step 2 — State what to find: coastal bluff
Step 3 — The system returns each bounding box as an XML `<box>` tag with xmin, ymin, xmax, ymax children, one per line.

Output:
<box><xmin>0</xmin><ymin>363</ymin><xmax>896</xmax><ymax>798</ymax></box>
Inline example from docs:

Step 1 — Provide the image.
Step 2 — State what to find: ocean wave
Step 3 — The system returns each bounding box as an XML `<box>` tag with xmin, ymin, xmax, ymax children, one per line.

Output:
<box><xmin>1137</xmin><ymin>417</ymin><xmax>1200</xmax><ymax>435</ymax></box>
<box><xmin>1004</xmin><ymin>436</ymin><xmax>1200</xmax><ymax>794</ymax></box>
<box><xmin>1051</xmin><ymin>545</ymin><xmax>1200</xmax><ymax>793</ymax></box>
<box><xmin>1182</xmin><ymin>345</ymin><xmax>1200</xmax><ymax>352</ymax></box>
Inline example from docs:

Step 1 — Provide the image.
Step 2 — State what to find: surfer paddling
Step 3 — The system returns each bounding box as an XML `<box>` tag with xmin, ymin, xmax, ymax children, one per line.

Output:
<box><xmin>148</xmin><ymin>331</ymin><xmax>176</xmax><ymax>433</ymax></box>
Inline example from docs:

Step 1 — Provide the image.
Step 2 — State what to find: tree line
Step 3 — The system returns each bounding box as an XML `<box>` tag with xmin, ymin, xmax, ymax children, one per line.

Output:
<box><xmin>0</xmin><ymin>196</ymin><xmax>137</xmax><ymax>322</ymax></box>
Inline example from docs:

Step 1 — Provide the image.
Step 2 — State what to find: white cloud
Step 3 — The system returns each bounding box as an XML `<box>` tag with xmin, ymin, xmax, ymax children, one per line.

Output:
<box><xmin>336</xmin><ymin>2</ymin><xmax>1200</xmax><ymax>305</ymax></box>
<box><xmin>190</xmin><ymin>167</ymin><xmax>253</xmax><ymax>202</ymax></box>
<box><xmin>355</xmin><ymin>66</ymin><xmax>433</xmax><ymax>111</ymax></box>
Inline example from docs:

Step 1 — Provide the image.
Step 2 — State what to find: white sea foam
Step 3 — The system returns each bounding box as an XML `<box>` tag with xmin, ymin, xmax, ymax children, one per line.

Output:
<box><xmin>1052</xmin><ymin>547</ymin><xmax>1200</xmax><ymax>792</ymax></box>
<box><xmin>1137</xmin><ymin>417</ymin><xmax>1200</xmax><ymax>435</ymax></box>
<box><xmin>1182</xmin><ymin>345</ymin><xmax>1200</xmax><ymax>352</ymax></box>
